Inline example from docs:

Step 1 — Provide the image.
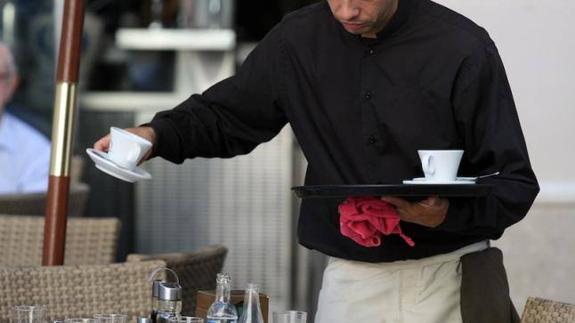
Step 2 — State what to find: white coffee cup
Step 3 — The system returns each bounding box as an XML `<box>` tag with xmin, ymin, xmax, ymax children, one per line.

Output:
<box><xmin>107</xmin><ymin>127</ymin><xmax>152</xmax><ymax>170</ymax></box>
<box><xmin>417</xmin><ymin>150</ymin><xmax>464</xmax><ymax>182</ymax></box>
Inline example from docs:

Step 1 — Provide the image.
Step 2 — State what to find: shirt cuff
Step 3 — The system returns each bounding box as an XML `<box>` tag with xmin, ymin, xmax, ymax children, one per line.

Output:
<box><xmin>146</xmin><ymin>118</ymin><xmax>182</xmax><ymax>163</ymax></box>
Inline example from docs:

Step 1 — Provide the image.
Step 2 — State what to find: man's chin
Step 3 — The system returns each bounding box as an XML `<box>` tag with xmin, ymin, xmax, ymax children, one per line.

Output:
<box><xmin>341</xmin><ymin>22</ymin><xmax>370</xmax><ymax>34</ymax></box>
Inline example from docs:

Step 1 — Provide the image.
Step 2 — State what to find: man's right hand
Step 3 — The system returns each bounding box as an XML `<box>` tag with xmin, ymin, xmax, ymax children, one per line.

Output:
<box><xmin>93</xmin><ymin>126</ymin><xmax>157</xmax><ymax>162</ymax></box>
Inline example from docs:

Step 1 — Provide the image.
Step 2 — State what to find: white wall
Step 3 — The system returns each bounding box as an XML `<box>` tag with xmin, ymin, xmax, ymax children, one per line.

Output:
<box><xmin>433</xmin><ymin>0</ymin><xmax>575</xmax><ymax>200</ymax></box>
<box><xmin>434</xmin><ymin>0</ymin><xmax>575</xmax><ymax>312</ymax></box>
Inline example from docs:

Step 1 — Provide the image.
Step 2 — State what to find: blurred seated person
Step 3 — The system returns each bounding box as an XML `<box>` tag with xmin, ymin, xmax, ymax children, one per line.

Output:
<box><xmin>0</xmin><ymin>42</ymin><xmax>50</xmax><ymax>194</ymax></box>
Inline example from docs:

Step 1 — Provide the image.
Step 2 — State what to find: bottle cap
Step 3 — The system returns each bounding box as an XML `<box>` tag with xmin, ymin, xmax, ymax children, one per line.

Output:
<box><xmin>152</xmin><ymin>279</ymin><xmax>161</xmax><ymax>298</ymax></box>
<box><xmin>216</xmin><ymin>272</ymin><xmax>231</xmax><ymax>284</ymax></box>
<box><xmin>148</xmin><ymin>267</ymin><xmax>181</xmax><ymax>300</ymax></box>
<box><xmin>158</xmin><ymin>281</ymin><xmax>182</xmax><ymax>301</ymax></box>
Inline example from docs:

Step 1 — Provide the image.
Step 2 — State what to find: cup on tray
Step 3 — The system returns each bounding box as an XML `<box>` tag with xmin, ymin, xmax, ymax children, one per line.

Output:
<box><xmin>417</xmin><ymin>150</ymin><xmax>464</xmax><ymax>182</ymax></box>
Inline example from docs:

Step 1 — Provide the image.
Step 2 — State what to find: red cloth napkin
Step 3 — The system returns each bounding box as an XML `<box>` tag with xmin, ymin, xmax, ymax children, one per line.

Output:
<box><xmin>338</xmin><ymin>197</ymin><xmax>415</xmax><ymax>248</ymax></box>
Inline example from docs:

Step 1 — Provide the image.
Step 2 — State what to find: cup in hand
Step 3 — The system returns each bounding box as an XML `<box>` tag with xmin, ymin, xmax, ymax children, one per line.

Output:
<box><xmin>107</xmin><ymin>127</ymin><xmax>152</xmax><ymax>170</ymax></box>
<box><xmin>417</xmin><ymin>150</ymin><xmax>464</xmax><ymax>182</ymax></box>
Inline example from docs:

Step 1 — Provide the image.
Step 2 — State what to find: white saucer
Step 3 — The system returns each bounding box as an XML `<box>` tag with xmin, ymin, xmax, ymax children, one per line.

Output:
<box><xmin>402</xmin><ymin>177</ymin><xmax>476</xmax><ymax>185</ymax></box>
<box><xmin>86</xmin><ymin>148</ymin><xmax>151</xmax><ymax>183</ymax></box>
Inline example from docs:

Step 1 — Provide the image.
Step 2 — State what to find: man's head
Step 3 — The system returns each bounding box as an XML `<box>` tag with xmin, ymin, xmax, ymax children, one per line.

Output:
<box><xmin>327</xmin><ymin>0</ymin><xmax>398</xmax><ymax>38</ymax></box>
<box><xmin>0</xmin><ymin>42</ymin><xmax>19</xmax><ymax>116</ymax></box>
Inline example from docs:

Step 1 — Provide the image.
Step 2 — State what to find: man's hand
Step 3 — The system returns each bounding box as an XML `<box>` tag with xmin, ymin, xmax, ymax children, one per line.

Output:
<box><xmin>381</xmin><ymin>196</ymin><xmax>449</xmax><ymax>228</ymax></box>
<box><xmin>93</xmin><ymin>126</ymin><xmax>157</xmax><ymax>163</ymax></box>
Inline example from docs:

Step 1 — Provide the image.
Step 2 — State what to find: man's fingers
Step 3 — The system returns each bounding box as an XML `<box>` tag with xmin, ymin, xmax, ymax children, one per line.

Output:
<box><xmin>381</xmin><ymin>196</ymin><xmax>410</xmax><ymax>208</ymax></box>
<box><xmin>419</xmin><ymin>196</ymin><xmax>449</xmax><ymax>209</ymax></box>
<box><xmin>93</xmin><ymin>135</ymin><xmax>111</xmax><ymax>152</ymax></box>
<box><xmin>417</xmin><ymin>196</ymin><xmax>440</xmax><ymax>207</ymax></box>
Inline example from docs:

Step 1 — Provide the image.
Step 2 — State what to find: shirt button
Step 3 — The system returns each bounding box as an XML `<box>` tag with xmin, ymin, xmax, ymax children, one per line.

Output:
<box><xmin>368</xmin><ymin>136</ymin><xmax>377</xmax><ymax>144</ymax></box>
<box><xmin>368</xmin><ymin>48</ymin><xmax>375</xmax><ymax>55</ymax></box>
<box><xmin>364</xmin><ymin>92</ymin><xmax>372</xmax><ymax>100</ymax></box>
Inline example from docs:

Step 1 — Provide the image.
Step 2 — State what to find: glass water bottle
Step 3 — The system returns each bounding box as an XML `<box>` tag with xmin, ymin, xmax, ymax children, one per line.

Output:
<box><xmin>206</xmin><ymin>273</ymin><xmax>238</xmax><ymax>323</ymax></box>
<box><xmin>238</xmin><ymin>283</ymin><xmax>264</xmax><ymax>323</ymax></box>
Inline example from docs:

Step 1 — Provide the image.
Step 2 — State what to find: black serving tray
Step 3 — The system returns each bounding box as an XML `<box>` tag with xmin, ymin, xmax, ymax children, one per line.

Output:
<box><xmin>292</xmin><ymin>184</ymin><xmax>492</xmax><ymax>199</ymax></box>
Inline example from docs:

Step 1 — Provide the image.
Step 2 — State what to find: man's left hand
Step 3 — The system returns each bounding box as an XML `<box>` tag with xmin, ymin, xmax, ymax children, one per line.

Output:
<box><xmin>381</xmin><ymin>196</ymin><xmax>449</xmax><ymax>228</ymax></box>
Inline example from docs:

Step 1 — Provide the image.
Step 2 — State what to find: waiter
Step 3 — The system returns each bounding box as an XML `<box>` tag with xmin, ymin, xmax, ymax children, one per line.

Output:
<box><xmin>95</xmin><ymin>0</ymin><xmax>539</xmax><ymax>322</ymax></box>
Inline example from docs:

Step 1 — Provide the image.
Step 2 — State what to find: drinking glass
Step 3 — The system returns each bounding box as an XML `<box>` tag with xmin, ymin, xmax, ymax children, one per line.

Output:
<box><xmin>272</xmin><ymin>312</ymin><xmax>289</xmax><ymax>323</ymax></box>
<box><xmin>94</xmin><ymin>314</ymin><xmax>128</xmax><ymax>323</ymax></box>
<box><xmin>11</xmin><ymin>305</ymin><xmax>47</xmax><ymax>323</ymax></box>
<box><xmin>64</xmin><ymin>319</ymin><xmax>97</xmax><ymax>323</ymax></box>
<box><xmin>287</xmin><ymin>311</ymin><xmax>307</xmax><ymax>323</ymax></box>
<box><xmin>272</xmin><ymin>311</ymin><xmax>307</xmax><ymax>323</ymax></box>
<box><xmin>167</xmin><ymin>317</ymin><xmax>203</xmax><ymax>323</ymax></box>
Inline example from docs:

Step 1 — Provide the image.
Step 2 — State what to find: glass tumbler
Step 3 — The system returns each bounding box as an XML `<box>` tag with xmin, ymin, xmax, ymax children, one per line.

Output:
<box><xmin>167</xmin><ymin>317</ymin><xmax>203</xmax><ymax>323</ymax></box>
<box><xmin>272</xmin><ymin>312</ymin><xmax>289</xmax><ymax>323</ymax></box>
<box><xmin>272</xmin><ymin>311</ymin><xmax>307</xmax><ymax>323</ymax></box>
<box><xmin>94</xmin><ymin>314</ymin><xmax>128</xmax><ymax>323</ymax></box>
<box><xmin>11</xmin><ymin>305</ymin><xmax>47</xmax><ymax>323</ymax></box>
<box><xmin>287</xmin><ymin>311</ymin><xmax>307</xmax><ymax>323</ymax></box>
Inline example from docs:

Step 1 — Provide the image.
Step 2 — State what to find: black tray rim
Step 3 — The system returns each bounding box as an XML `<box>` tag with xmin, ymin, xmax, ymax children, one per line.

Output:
<box><xmin>292</xmin><ymin>183</ymin><xmax>492</xmax><ymax>199</ymax></box>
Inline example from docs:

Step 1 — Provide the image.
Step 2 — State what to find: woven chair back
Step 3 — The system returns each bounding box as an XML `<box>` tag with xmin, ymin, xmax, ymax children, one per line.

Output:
<box><xmin>0</xmin><ymin>183</ymin><xmax>90</xmax><ymax>217</ymax></box>
<box><xmin>521</xmin><ymin>297</ymin><xmax>575</xmax><ymax>323</ymax></box>
<box><xmin>0</xmin><ymin>215</ymin><xmax>120</xmax><ymax>266</ymax></box>
<box><xmin>0</xmin><ymin>260</ymin><xmax>166</xmax><ymax>321</ymax></box>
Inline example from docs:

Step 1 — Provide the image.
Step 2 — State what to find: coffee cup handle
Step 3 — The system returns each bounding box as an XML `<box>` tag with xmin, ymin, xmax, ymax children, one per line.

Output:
<box><xmin>422</xmin><ymin>154</ymin><xmax>435</xmax><ymax>175</ymax></box>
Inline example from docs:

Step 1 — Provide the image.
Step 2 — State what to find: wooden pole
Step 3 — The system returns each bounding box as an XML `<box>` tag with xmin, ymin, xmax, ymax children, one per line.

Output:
<box><xmin>43</xmin><ymin>0</ymin><xmax>85</xmax><ymax>266</ymax></box>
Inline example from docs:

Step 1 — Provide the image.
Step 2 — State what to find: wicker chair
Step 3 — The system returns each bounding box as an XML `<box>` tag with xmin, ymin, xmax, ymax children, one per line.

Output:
<box><xmin>0</xmin><ymin>183</ymin><xmax>90</xmax><ymax>217</ymax></box>
<box><xmin>127</xmin><ymin>245</ymin><xmax>228</xmax><ymax>316</ymax></box>
<box><xmin>0</xmin><ymin>260</ymin><xmax>166</xmax><ymax>321</ymax></box>
<box><xmin>521</xmin><ymin>297</ymin><xmax>575</xmax><ymax>323</ymax></box>
<box><xmin>0</xmin><ymin>215</ymin><xmax>120</xmax><ymax>266</ymax></box>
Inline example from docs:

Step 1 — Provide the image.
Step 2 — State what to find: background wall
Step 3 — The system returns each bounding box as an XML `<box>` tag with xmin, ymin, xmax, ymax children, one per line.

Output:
<box><xmin>435</xmin><ymin>0</ymin><xmax>575</xmax><ymax>312</ymax></box>
<box><xmin>433</xmin><ymin>0</ymin><xmax>575</xmax><ymax>192</ymax></box>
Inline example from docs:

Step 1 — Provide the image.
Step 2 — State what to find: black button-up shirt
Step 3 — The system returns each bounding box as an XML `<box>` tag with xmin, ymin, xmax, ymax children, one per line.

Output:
<box><xmin>150</xmin><ymin>0</ymin><xmax>539</xmax><ymax>262</ymax></box>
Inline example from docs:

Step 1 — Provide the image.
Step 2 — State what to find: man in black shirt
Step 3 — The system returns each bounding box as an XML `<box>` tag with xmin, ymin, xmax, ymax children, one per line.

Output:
<box><xmin>95</xmin><ymin>0</ymin><xmax>538</xmax><ymax>321</ymax></box>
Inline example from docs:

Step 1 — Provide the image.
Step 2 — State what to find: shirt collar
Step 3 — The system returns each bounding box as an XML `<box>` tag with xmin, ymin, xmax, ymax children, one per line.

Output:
<box><xmin>375</xmin><ymin>0</ymin><xmax>414</xmax><ymax>40</ymax></box>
